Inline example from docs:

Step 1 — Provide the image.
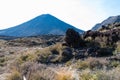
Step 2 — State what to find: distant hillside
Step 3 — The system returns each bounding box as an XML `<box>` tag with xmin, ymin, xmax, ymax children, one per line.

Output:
<box><xmin>0</xmin><ymin>14</ymin><xmax>84</xmax><ymax>37</ymax></box>
<box><xmin>92</xmin><ymin>15</ymin><xmax>120</xmax><ymax>31</ymax></box>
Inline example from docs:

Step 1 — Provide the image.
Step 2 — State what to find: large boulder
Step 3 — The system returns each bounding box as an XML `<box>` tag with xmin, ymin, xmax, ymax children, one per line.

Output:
<box><xmin>65</xmin><ymin>28</ymin><xmax>84</xmax><ymax>48</ymax></box>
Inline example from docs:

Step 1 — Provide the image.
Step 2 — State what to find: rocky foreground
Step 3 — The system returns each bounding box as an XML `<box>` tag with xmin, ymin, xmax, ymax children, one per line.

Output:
<box><xmin>0</xmin><ymin>23</ymin><xmax>120</xmax><ymax>80</ymax></box>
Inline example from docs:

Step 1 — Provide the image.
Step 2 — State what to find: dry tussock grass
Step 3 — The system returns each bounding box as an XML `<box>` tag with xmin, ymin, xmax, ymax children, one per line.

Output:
<box><xmin>79</xmin><ymin>67</ymin><xmax>120</xmax><ymax>80</ymax></box>
<box><xmin>55</xmin><ymin>66</ymin><xmax>79</xmax><ymax>80</ymax></box>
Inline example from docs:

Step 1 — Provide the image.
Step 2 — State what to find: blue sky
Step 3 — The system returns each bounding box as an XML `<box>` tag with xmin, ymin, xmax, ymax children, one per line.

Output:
<box><xmin>103</xmin><ymin>0</ymin><xmax>120</xmax><ymax>15</ymax></box>
<box><xmin>0</xmin><ymin>0</ymin><xmax>120</xmax><ymax>31</ymax></box>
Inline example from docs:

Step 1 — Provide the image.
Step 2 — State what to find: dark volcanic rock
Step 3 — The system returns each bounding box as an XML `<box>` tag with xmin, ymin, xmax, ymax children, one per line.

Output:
<box><xmin>97</xmin><ymin>48</ymin><xmax>113</xmax><ymax>57</ymax></box>
<box><xmin>65</xmin><ymin>28</ymin><xmax>84</xmax><ymax>48</ymax></box>
<box><xmin>61</xmin><ymin>47</ymin><xmax>73</xmax><ymax>61</ymax></box>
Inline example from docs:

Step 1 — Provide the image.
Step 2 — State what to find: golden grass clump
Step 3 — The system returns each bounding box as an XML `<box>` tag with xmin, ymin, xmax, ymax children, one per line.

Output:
<box><xmin>16</xmin><ymin>52</ymin><xmax>37</xmax><ymax>65</ymax></box>
<box><xmin>7</xmin><ymin>70</ymin><xmax>22</xmax><ymax>80</ymax></box>
<box><xmin>56</xmin><ymin>71</ymin><xmax>72</xmax><ymax>80</ymax></box>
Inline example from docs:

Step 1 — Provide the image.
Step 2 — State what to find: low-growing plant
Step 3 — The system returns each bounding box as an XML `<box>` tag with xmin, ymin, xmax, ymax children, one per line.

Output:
<box><xmin>79</xmin><ymin>67</ymin><xmax>120</xmax><ymax>80</ymax></box>
<box><xmin>37</xmin><ymin>43</ymin><xmax>73</xmax><ymax>63</ymax></box>
<box><xmin>86</xmin><ymin>58</ymin><xmax>103</xmax><ymax>70</ymax></box>
<box><xmin>7</xmin><ymin>70</ymin><xmax>22</xmax><ymax>80</ymax></box>
<box><xmin>74</xmin><ymin>60</ymin><xmax>89</xmax><ymax>70</ymax></box>
<box><xmin>65</xmin><ymin>60</ymin><xmax>73</xmax><ymax>66</ymax></box>
<box><xmin>114</xmin><ymin>41</ymin><xmax>120</xmax><ymax>55</ymax></box>
<box><xmin>0</xmin><ymin>57</ymin><xmax>7</xmax><ymax>66</ymax></box>
<box><xmin>80</xmin><ymin>72</ymin><xmax>97</xmax><ymax>80</ymax></box>
<box><xmin>110</xmin><ymin>61</ymin><xmax>120</xmax><ymax>68</ymax></box>
<box><xmin>16</xmin><ymin>53</ymin><xmax>37</xmax><ymax>65</ymax></box>
<box><xmin>73</xmin><ymin>58</ymin><xmax>105</xmax><ymax>70</ymax></box>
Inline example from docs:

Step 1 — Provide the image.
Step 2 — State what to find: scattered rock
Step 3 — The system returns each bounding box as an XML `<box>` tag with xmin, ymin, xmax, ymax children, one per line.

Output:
<box><xmin>61</xmin><ymin>47</ymin><xmax>73</xmax><ymax>62</ymax></box>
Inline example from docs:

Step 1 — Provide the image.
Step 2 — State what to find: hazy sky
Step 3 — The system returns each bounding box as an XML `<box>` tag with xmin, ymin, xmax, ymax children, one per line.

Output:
<box><xmin>0</xmin><ymin>0</ymin><xmax>120</xmax><ymax>31</ymax></box>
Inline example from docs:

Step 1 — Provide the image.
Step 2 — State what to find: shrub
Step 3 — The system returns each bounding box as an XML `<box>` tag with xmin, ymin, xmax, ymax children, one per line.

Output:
<box><xmin>73</xmin><ymin>58</ymin><xmax>104</xmax><ymax>70</ymax></box>
<box><xmin>0</xmin><ymin>57</ymin><xmax>7</xmax><ymax>66</ymax></box>
<box><xmin>87</xmin><ymin>58</ymin><xmax>103</xmax><ymax>70</ymax></box>
<box><xmin>56</xmin><ymin>73</ymin><xmax>71</xmax><ymax>80</ymax></box>
<box><xmin>79</xmin><ymin>67</ymin><xmax>120</xmax><ymax>80</ymax></box>
<box><xmin>36</xmin><ymin>47</ymin><xmax>53</xmax><ymax>63</ymax></box>
<box><xmin>16</xmin><ymin>53</ymin><xmax>37</xmax><ymax>65</ymax></box>
<box><xmin>65</xmin><ymin>60</ymin><xmax>73</xmax><ymax>66</ymax></box>
<box><xmin>74</xmin><ymin>60</ymin><xmax>89</xmax><ymax>70</ymax></box>
<box><xmin>20</xmin><ymin>62</ymin><xmax>57</xmax><ymax>80</ymax></box>
<box><xmin>0</xmin><ymin>58</ymin><xmax>5</xmax><ymax>63</ymax></box>
<box><xmin>80</xmin><ymin>73</ymin><xmax>97</xmax><ymax>80</ymax></box>
<box><xmin>37</xmin><ymin>53</ymin><xmax>51</xmax><ymax>63</ymax></box>
<box><xmin>110</xmin><ymin>61</ymin><xmax>120</xmax><ymax>68</ymax></box>
<box><xmin>56</xmin><ymin>67</ymin><xmax>76</xmax><ymax>80</ymax></box>
<box><xmin>114</xmin><ymin>41</ymin><xmax>120</xmax><ymax>55</ymax></box>
<box><xmin>7</xmin><ymin>70</ymin><xmax>22</xmax><ymax>80</ymax></box>
<box><xmin>29</xmin><ymin>71</ymin><xmax>46</xmax><ymax>80</ymax></box>
<box><xmin>37</xmin><ymin>43</ymin><xmax>73</xmax><ymax>63</ymax></box>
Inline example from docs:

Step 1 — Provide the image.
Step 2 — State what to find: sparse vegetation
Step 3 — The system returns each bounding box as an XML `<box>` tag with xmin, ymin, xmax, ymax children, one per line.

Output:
<box><xmin>0</xmin><ymin>24</ymin><xmax>120</xmax><ymax>80</ymax></box>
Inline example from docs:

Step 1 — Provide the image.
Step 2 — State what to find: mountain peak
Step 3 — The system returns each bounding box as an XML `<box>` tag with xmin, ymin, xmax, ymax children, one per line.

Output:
<box><xmin>0</xmin><ymin>14</ymin><xmax>84</xmax><ymax>37</ymax></box>
<box><xmin>38</xmin><ymin>14</ymin><xmax>55</xmax><ymax>18</ymax></box>
<box><xmin>40</xmin><ymin>14</ymin><xmax>53</xmax><ymax>16</ymax></box>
